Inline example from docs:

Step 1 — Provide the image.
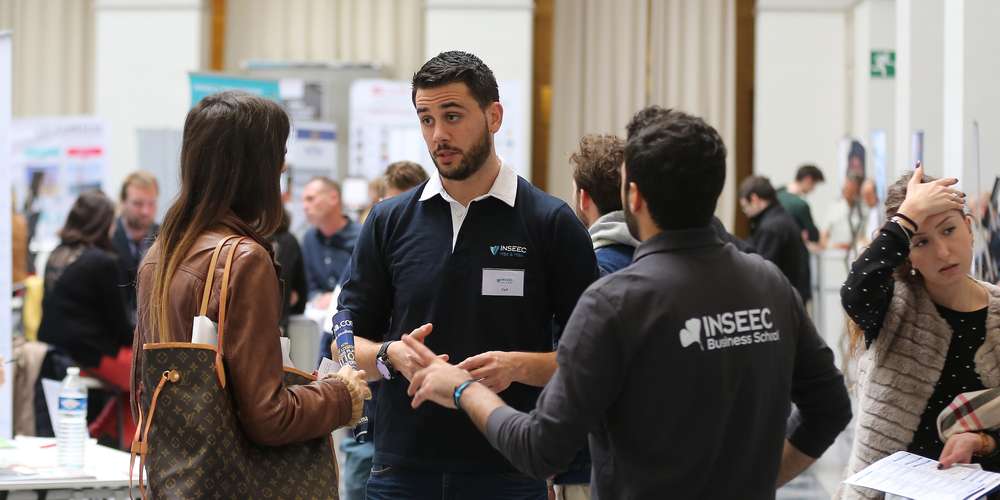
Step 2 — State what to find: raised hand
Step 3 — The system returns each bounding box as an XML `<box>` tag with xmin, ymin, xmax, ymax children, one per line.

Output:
<box><xmin>403</xmin><ymin>334</ymin><xmax>472</xmax><ymax>410</ymax></box>
<box><xmin>897</xmin><ymin>162</ymin><xmax>965</xmax><ymax>229</ymax></box>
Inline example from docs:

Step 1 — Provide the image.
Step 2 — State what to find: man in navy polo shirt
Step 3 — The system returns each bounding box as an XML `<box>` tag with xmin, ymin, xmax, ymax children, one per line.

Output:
<box><xmin>337</xmin><ymin>51</ymin><xmax>598</xmax><ymax>500</ymax></box>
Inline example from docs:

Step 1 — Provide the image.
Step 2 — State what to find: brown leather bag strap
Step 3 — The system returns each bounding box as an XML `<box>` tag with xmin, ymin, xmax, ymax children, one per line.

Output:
<box><xmin>214</xmin><ymin>237</ymin><xmax>245</xmax><ymax>389</ymax></box>
<box><xmin>130</xmin><ymin>369</ymin><xmax>177</xmax><ymax>499</ymax></box>
<box><xmin>200</xmin><ymin>235</ymin><xmax>242</xmax><ymax>316</ymax></box>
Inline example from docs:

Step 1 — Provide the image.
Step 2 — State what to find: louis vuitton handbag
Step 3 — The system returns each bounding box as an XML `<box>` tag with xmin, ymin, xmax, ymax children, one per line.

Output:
<box><xmin>130</xmin><ymin>235</ymin><xmax>339</xmax><ymax>499</ymax></box>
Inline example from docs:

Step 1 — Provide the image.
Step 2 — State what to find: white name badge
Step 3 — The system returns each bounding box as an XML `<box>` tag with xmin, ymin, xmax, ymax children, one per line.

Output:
<box><xmin>482</xmin><ymin>268</ymin><xmax>525</xmax><ymax>297</ymax></box>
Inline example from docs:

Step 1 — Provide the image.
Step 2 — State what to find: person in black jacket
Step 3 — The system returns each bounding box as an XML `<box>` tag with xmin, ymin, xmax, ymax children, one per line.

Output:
<box><xmin>39</xmin><ymin>191</ymin><xmax>132</xmax><ymax>380</ymax></box>
<box><xmin>739</xmin><ymin>175</ymin><xmax>812</xmax><ymax>303</ymax></box>
<box><xmin>269</xmin><ymin>208</ymin><xmax>307</xmax><ymax>332</ymax></box>
<box><xmin>110</xmin><ymin>171</ymin><xmax>160</xmax><ymax>328</ymax></box>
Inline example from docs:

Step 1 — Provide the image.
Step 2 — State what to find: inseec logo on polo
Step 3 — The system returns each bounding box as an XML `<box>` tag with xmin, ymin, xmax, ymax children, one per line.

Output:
<box><xmin>679</xmin><ymin>308</ymin><xmax>781</xmax><ymax>351</ymax></box>
<box><xmin>489</xmin><ymin>244</ymin><xmax>528</xmax><ymax>258</ymax></box>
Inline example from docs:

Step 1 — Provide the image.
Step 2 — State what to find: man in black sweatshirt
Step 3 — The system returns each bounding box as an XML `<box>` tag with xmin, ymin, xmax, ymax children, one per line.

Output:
<box><xmin>402</xmin><ymin>107</ymin><xmax>852</xmax><ymax>499</ymax></box>
<box><xmin>739</xmin><ymin>175</ymin><xmax>812</xmax><ymax>303</ymax></box>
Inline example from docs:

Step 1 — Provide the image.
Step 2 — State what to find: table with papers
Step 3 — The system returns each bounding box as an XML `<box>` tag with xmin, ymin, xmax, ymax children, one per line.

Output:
<box><xmin>845</xmin><ymin>450</ymin><xmax>1000</xmax><ymax>500</ymax></box>
<box><xmin>0</xmin><ymin>436</ymin><xmax>135</xmax><ymax>499</ymax></box>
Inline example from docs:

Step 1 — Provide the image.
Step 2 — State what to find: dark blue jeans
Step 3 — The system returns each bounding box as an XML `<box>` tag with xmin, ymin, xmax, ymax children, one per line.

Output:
<box><xmin>366</xmin><ymin>463</ymin><xmax>547</xmax><ymax>500</ymax></box>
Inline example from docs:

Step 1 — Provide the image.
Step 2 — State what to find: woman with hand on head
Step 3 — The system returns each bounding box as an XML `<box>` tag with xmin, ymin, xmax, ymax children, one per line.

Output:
<box><xmin>840</xmin><ymin>163</ymin><xmax>1000</xmax><ymax>499</ymax></box>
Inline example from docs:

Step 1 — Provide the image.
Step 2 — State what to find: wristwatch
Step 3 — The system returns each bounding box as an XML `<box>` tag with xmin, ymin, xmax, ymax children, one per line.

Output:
<box><xmin>376</xmin><ymin>341</ymin><xmax>398</xmax><ymax>380</ymax></box>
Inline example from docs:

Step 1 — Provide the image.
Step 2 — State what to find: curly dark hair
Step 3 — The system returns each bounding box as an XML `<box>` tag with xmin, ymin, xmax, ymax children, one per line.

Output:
<box><xmin>624</xmin><ymin>106</ymin><xmax>727</xmax><ymax>230</ymax></box>
<box><xmin>570</xmin><ymin>134</ymin><xmax>626</xmax><ymax>215</ymax></box>
<box><xmin>411</xmin><ymin>51</ymin><xmax>499</xmax><ymax>108</ymax></box>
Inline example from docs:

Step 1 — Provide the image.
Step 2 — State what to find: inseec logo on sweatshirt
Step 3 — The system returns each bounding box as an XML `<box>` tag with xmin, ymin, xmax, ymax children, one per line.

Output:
<box><xmin>679</xmin><ymin>308</ymin><xmax>780</xmax><ymax>351</ymax></box>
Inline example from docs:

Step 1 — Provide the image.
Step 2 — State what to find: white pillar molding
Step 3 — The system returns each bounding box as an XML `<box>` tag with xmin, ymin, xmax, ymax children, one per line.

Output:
<box><xmin>942</xmin><ymin>0</ymin><xmax>964</xmax><ymax>184</ymax></box>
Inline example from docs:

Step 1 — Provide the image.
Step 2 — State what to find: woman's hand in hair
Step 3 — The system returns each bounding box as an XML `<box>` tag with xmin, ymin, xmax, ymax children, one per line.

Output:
<box><xmin>897</xmin><ymin>163</ymin><xmax>965</xmax><ymax>228</ymax></box>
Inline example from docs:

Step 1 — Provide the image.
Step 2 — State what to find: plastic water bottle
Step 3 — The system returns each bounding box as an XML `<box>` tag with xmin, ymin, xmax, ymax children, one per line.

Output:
<box><xmin>56</xmin><ymin>367</ymin><xmax>88</xmax><ymax>469</ymax></box>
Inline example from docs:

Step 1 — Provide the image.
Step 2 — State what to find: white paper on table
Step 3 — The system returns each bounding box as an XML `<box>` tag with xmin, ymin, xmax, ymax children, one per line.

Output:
<box><xmin>844</xmin><ymin>451</ymin><xmax>1000</xmax><ymax>500</ymax></box>
<box><xmin>40</xmin><ymin>379</ymin><xmax>61</xmax><ymax>439</ymax></box>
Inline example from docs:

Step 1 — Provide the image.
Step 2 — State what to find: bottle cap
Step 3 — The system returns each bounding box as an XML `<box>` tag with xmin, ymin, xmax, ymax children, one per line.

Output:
<box><xmin>67</xmin><ymin>367</ymin><xmax>80</xmax><ymax>376</ymax></box>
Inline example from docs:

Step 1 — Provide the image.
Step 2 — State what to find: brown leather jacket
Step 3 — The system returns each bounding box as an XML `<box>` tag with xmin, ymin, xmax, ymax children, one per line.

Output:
<box><xmin>131</xmin><ymin>216</ymin><xmax>352</xmax><ymax>446</ymax></box>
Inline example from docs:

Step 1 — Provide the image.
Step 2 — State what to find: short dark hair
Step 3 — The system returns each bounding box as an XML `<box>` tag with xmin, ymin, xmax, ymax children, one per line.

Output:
<box><xmin>59</xmin><ymin>190</ymin><xmax>115</xmax><ymax>250</ymax></box>
<box><xmin>739</xmin><ymin>175</ymin><xmax>777</xmax><ymax>203</ymax></box>
<box><xmin>411</xmin><ymin>51</ymin><xmax>500</xmax><ymax>108</ymax></box>
<box><xmin>571</xmin><ymin>134</ymin><xmax>625</xmax><ymax>215</ymax></box>
<box><xmin>384</xmin><ymin>161</ymin><xmax>429</xmax><ymax>192</ymax></box>
<box><xmin>624</xmin><ymin>107</ymin><xmax>727</xmax><ymax>230</ymax></box>
<box><xmin>795</xmin><ymin>164</ymin><xmax>825</xmax><ymax>183</ymax></box>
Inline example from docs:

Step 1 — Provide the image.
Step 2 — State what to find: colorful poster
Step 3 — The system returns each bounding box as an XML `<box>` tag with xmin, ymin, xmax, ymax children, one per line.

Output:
<box><xmin>189</xmin><ymin>73</ymin><xmax>281</xmax><ymax>107</ymax></box>
<box><xmin>349</xmin><ymin>79</ymin><xmax>529</xmax><ymax>181</ymax></box>
<box><xmin>1</xmin><ymin>31</ymin><xmax>13</xmax><ymax>438</ymax></box>
<box><xmin>10</xmin><ymin>117</ymin><xmax>109</xmax><ymax>254</ymax></box>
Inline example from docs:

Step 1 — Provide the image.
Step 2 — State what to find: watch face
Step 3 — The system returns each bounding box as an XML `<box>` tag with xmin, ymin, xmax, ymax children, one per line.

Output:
<box><xmin>377</xmin><ymin>359</ymin><xmax>392</xmax><ymax>380</ymax></box>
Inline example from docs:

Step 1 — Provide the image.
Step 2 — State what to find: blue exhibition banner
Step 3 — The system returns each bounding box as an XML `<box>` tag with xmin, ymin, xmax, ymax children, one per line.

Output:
<box><xmin>189</xmin><ymin>73</ymin><xmax>281</xmax><ymax>107</ymax></box>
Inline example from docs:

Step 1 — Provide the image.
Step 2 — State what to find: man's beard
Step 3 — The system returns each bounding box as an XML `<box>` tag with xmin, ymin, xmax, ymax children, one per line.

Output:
<box><xmin>124</xmin><ymin>214</ymin><xmax>150</xmax><ymax>233</ymax></box>
<box><xmin>623</xmin><ymin>185</ymin><xmax>641</xmax><ymax>241</ymax></box>
<box><xmin>432</xmin><ymin>123</ymin><xmax>492</xmax><ymax>181</ymax></box>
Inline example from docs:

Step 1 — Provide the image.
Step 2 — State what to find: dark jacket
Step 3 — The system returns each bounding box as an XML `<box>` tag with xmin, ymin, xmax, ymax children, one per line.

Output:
<box><xmin>110</xmin><ymin>217</ymin><xmax>159</xmax><ymax>326</ymax></box>
<box><xmin>748</xmin><ymin>203</ymin><xmax>811</xmax><ymax>302</ymax></box>
<box><xmin>588</xmin><ymin>211</ymin><xmax>639</xmax><ymax>276</ymax></box>
<box><xmin>485</xmin><ymin>227</ymin><xmax>851</xmax><ymax>499</ymax></box>
<box><xmin>132</xmin><ymin>216</ymin><xmax>354</xmax><ymax>446</ymax></box>
<box><xmin>302</xmin><ymin>218</ymin><xmax>360</xmax><ymax>298</ymax></box>
<box><xmin>38</xmin><ymin>245</ymin><xmax>133</xmax><ymax>367</ymax></box>
<box><xmin>270</xmin><ymin>230</ymin><xmax>308</xmax><ymax>330</ymax></box>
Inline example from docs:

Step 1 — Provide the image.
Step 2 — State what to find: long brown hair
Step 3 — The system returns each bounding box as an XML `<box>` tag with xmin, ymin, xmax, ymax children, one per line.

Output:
<box><xmin>59</xmin><ymin>190</ymin><xmax>115</xmax><ymax>250</ymax></box>
<box><xmin>146</xmin><ymin>91</ymin><xmax>288</xmax><ymax>341</ymax></box>
<box><xmin>847</xmin><ymin>171</ymin><xmax>937</xmax><ymax>353</ymax></box>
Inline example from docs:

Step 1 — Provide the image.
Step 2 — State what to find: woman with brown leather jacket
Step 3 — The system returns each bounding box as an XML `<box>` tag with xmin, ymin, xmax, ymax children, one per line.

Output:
<box><xmin>131</xmin><ymin>91</ymin><xmax>368</xmax><ymax>458</ymax></box>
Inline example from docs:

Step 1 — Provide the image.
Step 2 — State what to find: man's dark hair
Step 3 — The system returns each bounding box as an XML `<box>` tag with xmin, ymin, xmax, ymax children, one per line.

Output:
<box><xmin>411</xmin><ymin>51</ymin><xmax>499</xmax><ymax>108</ymax></box>
<box><xmin>571</xmin><ymin>134</ymin><xmax>625</xmax><ymax>215</ymax></box>
<box><xmin>795</xmin><ymin>164</ymin><xmax>825</xmax><ymax>183</ymax></box>
<box><xmin>624</xmin><ymin>106</ymin><xmax>727</xmax><ymax>230</ymax></box>
<box><xmin>739</xmin><ymin>175</ymin><xmax>777</xmax><ymax>203</ymax></box>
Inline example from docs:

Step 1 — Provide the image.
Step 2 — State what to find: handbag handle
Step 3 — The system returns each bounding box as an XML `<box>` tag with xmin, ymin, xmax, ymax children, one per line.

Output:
<box><xmin>200</xmin><ymin>235</ymin><xmax>242</xmax><ymax>317</ymax></box>
<box><xmin>214</xmin><ymin>237</ymin><xmax>245</xmax><ymax>389</ymax></box>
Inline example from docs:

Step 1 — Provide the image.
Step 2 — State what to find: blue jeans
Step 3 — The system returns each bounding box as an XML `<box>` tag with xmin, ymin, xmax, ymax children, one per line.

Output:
<box><xmin>340</xmin><ymin>438</ymin><xmax>375</xmax><ymax>500</ymax></box>
<box><xmin>366</xmin><ymin>463</ymin><xmax>547</xmax><ymax>500</ymax></box>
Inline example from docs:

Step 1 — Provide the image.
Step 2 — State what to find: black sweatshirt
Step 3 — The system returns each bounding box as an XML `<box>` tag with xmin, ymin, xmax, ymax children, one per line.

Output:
<box><xmin>338</xmin><ymin>174</ymin><xmax>598</xmax><ymax>473</ymax></box>
<box><xmin>38</xmin><ymin>246</ymin><xmax>133</xmax><ymax>367</ymax></box>
<box><xmin>485</xmin><ymin>227</ymin><xmax>852</xmax><ymax>500</ymax></box>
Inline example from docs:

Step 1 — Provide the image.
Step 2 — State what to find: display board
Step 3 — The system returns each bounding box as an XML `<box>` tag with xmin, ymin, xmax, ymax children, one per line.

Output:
<box><xmin>9</xmin><ymin>118</ymin><xmax>108</xmax><ymax>254</ymax></box>
<box><xmin>349</xmin><ymin>79</ymin><xmax>529</xmax><ymax>181</ymax></box>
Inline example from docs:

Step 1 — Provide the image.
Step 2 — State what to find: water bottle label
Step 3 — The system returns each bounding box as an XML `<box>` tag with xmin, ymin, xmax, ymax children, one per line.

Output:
<box><xmin>58</xmin><ymin>396</ymin><xmax>87</xmax><ymax>412</ymax></box>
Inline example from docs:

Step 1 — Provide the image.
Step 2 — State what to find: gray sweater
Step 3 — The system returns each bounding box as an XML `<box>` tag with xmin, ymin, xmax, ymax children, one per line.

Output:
<box><xmin>484</xmin><ymin>227</ymin><xmax>852</xmax><ymax>499</ymax></box>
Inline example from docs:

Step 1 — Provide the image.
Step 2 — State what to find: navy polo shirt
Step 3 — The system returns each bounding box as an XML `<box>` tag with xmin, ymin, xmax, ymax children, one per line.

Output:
<box><xmin>302</xmin><ymin>217</ymin><xmax>360</xmax><ymax>298</ymax></box>
<box><xmin>338</xmin><ymin>165</ymin><xmax>598</xmax><ymax>473</ymax></box>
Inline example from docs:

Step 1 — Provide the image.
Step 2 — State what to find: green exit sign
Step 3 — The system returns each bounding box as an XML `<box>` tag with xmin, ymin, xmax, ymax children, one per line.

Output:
<box><xmin>871</xmin><ymin>50</ymin><xmax>895</xmax><ymax>78</ymax></box>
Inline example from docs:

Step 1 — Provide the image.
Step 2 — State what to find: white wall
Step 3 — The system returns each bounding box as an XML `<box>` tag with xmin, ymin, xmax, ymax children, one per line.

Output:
<box><xmin>895</xmin><ymin>0</ymin><xmax>944</xmax><ymax>178</ymax></box>
<box><xmin>954</xmin><ymin>0</ymin><xmax>1000</xmax><ymax>194</ymax></box>
<box><xmin>754</xmin><ymin>9</ymin><xmax>847</xmax><ymax>215</ymax></box>
<box><xmin>94</xmin><ymin>0</ymin><xmax>206</xmax><ymax>198</ymax></box>
<box><xmin>424</xmin><ymin>0</ymin><xmax>533</xmax><ymax>177</ymax></box>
